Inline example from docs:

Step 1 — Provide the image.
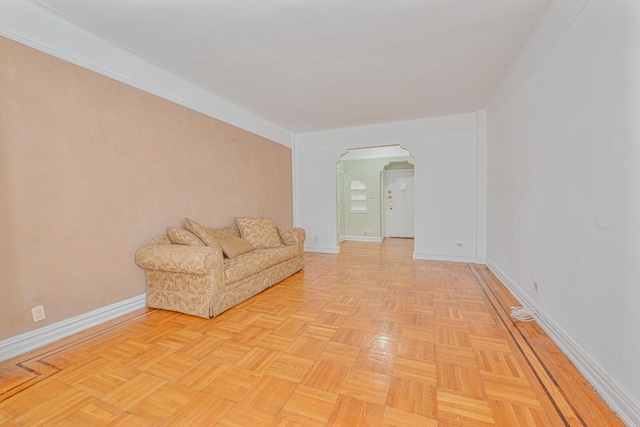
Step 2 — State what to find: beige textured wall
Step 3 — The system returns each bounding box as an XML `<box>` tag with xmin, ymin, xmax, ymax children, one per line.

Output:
<box><xmin>0</xmin><ymin>36</ymin><xmax>293</xmax><ymax>340</ymax></box>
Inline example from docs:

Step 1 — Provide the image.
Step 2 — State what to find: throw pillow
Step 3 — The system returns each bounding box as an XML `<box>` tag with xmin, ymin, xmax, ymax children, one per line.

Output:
<box><xmin>184</xmin><ymin>218</ymin><xmax>223</xmax><ymax>252</ymax></box>
<box><xmin>234</xmin><ymin>217</ymin><xmax>283</xmax><ymax>249</ymax></box>
<box><xmin>219</xmin><ymin>236</ymin><xmax>255</xmax><ymax>259</ymax></box>
<box><xmin>167</xmin><ymin>227</ymin><xmax>205</xmax><ymax>246</ymax></box>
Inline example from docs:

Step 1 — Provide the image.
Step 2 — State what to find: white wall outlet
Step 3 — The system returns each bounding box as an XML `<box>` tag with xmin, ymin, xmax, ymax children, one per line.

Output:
<box><xmin>313</xmin><ymin>235</ymin><xmax>318</xmax><ymax>242</ymax></box>
<box><xmin>31</xmin><ymin>305</ymin><xmax>46</xmax><ymax>322</ymax></box>
<box><xmin>533</xmin><ymin>280</ymin><xmax>540</xmax><ymax>292</ymax></box>
<box><xmin>456</xmin><ymin>242</ymin><xmax>463</xmax><ymax>247</ymax></box>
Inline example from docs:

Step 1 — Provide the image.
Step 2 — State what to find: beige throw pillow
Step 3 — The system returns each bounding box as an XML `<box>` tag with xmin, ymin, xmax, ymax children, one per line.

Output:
<box><xmin>184</xmin><ymin>218</ymin><xmax>223</xmax><ymax>252</ymax></box>
<box><xmin>167</xmin><ymin>227</ymin><xmax>205</xmax><ymax>246</ymax></box>
<box><xmin>219</xmin><ymin>236</ymin><xmax>255</xmax><ymax>258</ymax></box>
<box><xmin>234</xmin><ymin>217</ymin><xmax>283</xmax><ymax>249</ymax></box>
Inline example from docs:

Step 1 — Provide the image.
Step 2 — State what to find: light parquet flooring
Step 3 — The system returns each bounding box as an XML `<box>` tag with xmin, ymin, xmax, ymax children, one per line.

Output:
<box><xmin>0</xmin><ymin>239</ymin><xmax>625</xmax><ymax>426</ymax></box>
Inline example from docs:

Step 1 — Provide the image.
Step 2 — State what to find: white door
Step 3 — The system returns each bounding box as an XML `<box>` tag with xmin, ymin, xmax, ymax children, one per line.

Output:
<box><xmin>386</xmin><ymin>170</ymin><xmax>414</xmax><ymax>238</ymax></box>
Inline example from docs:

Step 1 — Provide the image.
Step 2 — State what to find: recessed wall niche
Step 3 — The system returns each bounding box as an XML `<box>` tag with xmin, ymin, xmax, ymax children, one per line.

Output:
<box><xmin>349</xmin><ymin>178</ymin><xmax>368</xmax><ymax>213</ymax></box>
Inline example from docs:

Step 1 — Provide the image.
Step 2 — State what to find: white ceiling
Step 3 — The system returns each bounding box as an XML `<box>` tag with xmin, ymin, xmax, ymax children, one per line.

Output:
<box><xmin>37</xmin><ymin>0</ymin><xmax>546</xmax><ymax>133</ymax></box>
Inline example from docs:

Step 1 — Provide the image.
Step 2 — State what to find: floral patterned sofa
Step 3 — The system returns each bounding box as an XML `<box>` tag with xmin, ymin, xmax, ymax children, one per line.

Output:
<box><xmin>135</xmin><ymin>217</ymin><xmax>305</xmax><ymax>318</ymax></box>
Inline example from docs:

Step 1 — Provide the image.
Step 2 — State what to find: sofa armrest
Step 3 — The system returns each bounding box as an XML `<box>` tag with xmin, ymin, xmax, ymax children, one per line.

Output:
<box><xmin>135</xmin><ymin>244</ymin><xmax>223</xmax><ymax>274</ymax></box>
<box><xmin>278</xmin><ymin>226</ymin><xmax>306</xmax><ymax>252</ymax></box>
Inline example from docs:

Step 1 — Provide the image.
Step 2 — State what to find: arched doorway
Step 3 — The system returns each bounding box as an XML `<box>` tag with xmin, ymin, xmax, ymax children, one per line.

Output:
<box><xmin>336</xmin><ymin>145</ymin><xmax>414</xmax><ymax>242</ymax></box>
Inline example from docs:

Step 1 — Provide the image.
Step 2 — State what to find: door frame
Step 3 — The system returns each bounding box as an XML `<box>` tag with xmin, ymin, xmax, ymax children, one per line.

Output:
<box><xmin>383</xmin><ymin>168</ymin><xmax>415</xmax><ymax>238</ymax></box>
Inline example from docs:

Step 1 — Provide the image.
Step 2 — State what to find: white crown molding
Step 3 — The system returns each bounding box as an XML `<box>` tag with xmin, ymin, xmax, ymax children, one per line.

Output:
<box><xmin>294</xmin><ymin>112</ymin><xmax>479</xmax><ymax>149</ymax></box>
<box><xmin>486</xmin><ymin>259</ymin><xmax>640</xmax><ymax>426</ymax></box>
<box><xmin>0</xmin><ymin>294</ymin><xmax>146</xmax><ymax>363</ymax></box>
<box><xmin>487</xmin><ymin>0</ymin><xmax>592</xmax><ymax>124</ymax></box>
<box><xmin>0</xmin><ymin>0</ymin><xmax>292</xmax><ymax>148</ymax></box>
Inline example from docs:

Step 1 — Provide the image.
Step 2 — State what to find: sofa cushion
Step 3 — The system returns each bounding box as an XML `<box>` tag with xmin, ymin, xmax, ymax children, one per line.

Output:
<box><xmin>184</xmin><ymin>218</ymin><xmax>223</xmax><ymax>251</ymax></box>
<box><xmin>149</xmin><ymin>235</ymin><xmax>172</xmax><ymax>245</ymax></box>
<box><xmin>219</xmin><ymin>236</ymin><xmax>254</xmax><ymax>259</ymax></box>
<box><xmin>235</xmin><ymin>217</ymin><xmax>283</xmax><ymax>249</ymax></box>
<box><xmin>224</xmin><ymin>245</ymin><xmax>299</xmax><ymax>283</ymax></box>
<box><xmin>206</xmin><ymin>225</ymin><xmax>241</xmax><ymax>241</ymax></box>
<box><xmin>167</xmin><ymin>227</ymin><xmax>206</xmax><ymax>246</ymax></box>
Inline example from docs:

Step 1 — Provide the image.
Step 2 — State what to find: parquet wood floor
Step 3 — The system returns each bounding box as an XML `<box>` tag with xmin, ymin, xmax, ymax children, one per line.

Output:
<box><xmin>0</xmin><ymin>239</ymin><xmax>624</xmax><ymax>426</ymax></box>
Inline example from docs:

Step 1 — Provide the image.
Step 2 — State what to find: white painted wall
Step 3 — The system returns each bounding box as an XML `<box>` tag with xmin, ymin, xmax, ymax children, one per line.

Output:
<box><xmin>294</xmin><ymin>112</ymin><xmax>487</xmax><ymax>263</ymax></box>
<box><xmin>486</xmin><ymin>0</ymin><xmax>640</xmax><ymax>423</ymax></box>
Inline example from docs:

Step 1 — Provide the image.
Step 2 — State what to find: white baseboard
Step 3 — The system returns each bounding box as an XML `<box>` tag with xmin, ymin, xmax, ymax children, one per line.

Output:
<box><xmin>341</xmin><ymin>236</ymin><xmax>384</xmax><ymax>243</ymax></box>
<box><xmin>486</xmin><ymin>259</ymin><xmax>640</xmax><ymax>427</ymax></box>
<box><xmin>413</xmin><ymin>251</ymin><xmax>485</xmax><ymax>264</ymax></box>
<box><xmin>304</xmin><ymin>245</ymin><xmax>340</xmax><ymax>254</ymax></box>
<box><xmin>0</xmin><ymin>294</ymin><xmax>146</xmax><ymax>362</ymax></box>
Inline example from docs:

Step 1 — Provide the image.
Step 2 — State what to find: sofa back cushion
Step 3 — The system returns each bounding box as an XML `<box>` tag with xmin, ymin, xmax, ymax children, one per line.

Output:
<box><xmin>149</xmin><ymin>235</ymin><xmax>172</xmax><ymax>245</ymax></box>
<box><xmin>167</xmin><ymin>227</ymin><xmax>205</xmax><ymax>246</ymax></box>
<box><xmin>206</xmin><ymin>225</ymin><xmax>241</xmax><ymax>241</ymax></box>
<box><xmin>235</xmin><ymin>217</ymin><xmax>283</xmax><ymax>249</ymax></box>
<box><xmin>184</xmin><ymin>218</ymin><xmax>223</xmax><ymax>251</ymax></box>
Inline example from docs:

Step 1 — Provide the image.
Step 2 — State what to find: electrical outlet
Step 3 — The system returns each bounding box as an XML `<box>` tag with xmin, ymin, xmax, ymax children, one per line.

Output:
<box><xmin>533</xmin><ymin>280</ymin><xmax>540</xmax><ymax>293</ymax></box>
<box><xmin>31</xmin><ymin>305</ymin><xmax>46</xmax><ymax>322</ymax></box>
<box><xmin>456</xmin><ymin>242</ymin><xmax>463</xmax><ymax>247</ymax></box>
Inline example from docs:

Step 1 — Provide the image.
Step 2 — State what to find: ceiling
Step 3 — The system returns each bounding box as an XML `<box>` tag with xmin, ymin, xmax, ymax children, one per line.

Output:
<box><xmin>37</xmin><ymin>0</ymin><xmax>546</xmax><ymax>133</ymax></box>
